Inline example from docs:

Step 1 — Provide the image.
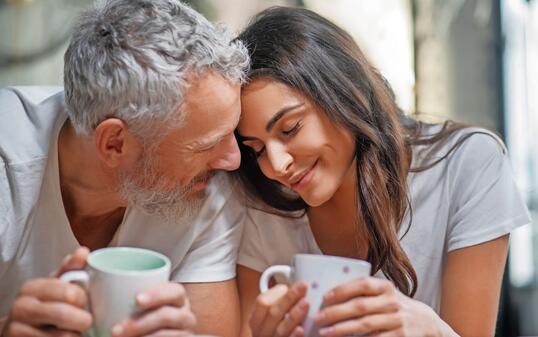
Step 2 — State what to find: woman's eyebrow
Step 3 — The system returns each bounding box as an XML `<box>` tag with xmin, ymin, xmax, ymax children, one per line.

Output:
<box><xmin>265</xmin><ymin>103</ymin><xmax>304</xmax><ymax>132</ymax></box>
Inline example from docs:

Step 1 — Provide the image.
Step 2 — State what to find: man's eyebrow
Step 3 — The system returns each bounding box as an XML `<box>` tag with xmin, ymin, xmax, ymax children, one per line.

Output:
<box><xmin>265</xmin><ymin>103</ymin><xmax>304</xmax><ymax>132</ymax></box>
<box><xmin>193</xmin><ymin>109</ymin><xmax>242</xmax><ymax>151</ymax></box>
<box><xmin>193</xmin><ymin>139</ymin><xmax>219</xmax><ymax>151</ymax></box>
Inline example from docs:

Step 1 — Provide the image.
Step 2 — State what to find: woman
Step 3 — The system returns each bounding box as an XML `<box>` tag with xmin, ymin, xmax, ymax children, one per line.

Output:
<box><xmin>234</xmin><ymin>7</ymin><xmax>530</xmax><ymax>337</ymax></box>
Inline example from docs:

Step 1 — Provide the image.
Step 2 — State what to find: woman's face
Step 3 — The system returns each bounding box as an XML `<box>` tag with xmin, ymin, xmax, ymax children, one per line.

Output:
<box><xmin>237</xmin><ymin>78</ymin><xmax>356</xmax><ymax>207</ymax></box>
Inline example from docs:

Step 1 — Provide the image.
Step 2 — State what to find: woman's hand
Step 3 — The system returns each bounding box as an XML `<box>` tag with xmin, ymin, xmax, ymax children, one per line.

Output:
<box><xmin>314</xmin><ymin>277</ymin><xmax>456</xmax><ymax>337</ymax></box>
<box><xmin>249</xmin><ymin>282</ymin><xmax>310</xmax><ymax>337</ymax></box>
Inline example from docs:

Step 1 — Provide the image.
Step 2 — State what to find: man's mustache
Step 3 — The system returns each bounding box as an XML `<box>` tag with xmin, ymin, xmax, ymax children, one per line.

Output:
<box><xmin>191</xmin><ymin>171</ymin><xmax>216</xmax><ymax>185</ymax></box>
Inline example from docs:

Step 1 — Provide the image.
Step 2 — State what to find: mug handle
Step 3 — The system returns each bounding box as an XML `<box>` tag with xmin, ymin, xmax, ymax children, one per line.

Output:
<box><xmin>60</xmin><ymin>271</ymin><xmax>96</xmax><ymax>337</ymax></box>
<box><xmin>259</xmin><ymin>265</ymin><xmax>292</xmax><ymax>293</ymax></box>
<box><xmin>60</xmin><ymin>270</ymin><xmax>90</xmax><ymax>289</ymax></box>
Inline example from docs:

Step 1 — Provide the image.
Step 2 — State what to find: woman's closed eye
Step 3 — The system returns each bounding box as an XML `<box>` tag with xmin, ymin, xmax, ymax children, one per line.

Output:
<box><xmin>240</xmin><ymin>121</ymin><xmax>301</xmax><ymax>158</ymax></box>
<box><xmin>282</xmin><ymin>121</ymin><xmax>301</xmax><ymax>137</ymax></box>
<box><xmin>252</xmin><ymin>123</ymin><xmax>301</xmax><ymax>157</ymax></box>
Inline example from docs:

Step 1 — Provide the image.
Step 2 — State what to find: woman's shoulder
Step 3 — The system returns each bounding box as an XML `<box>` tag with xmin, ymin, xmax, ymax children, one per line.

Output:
<box><xmin>239</xmin><ymin>205</ymin><xmax>311</xmax><ymax>272</ymax></box>
<box><xmin>246</xmin><ymin>205</ymin><xmax>309</xmax><ymax>230</ymax></box>
<box><xmin>411</xmin><ymin>124</ymin><xmax>507</xmax><ymax>168</ymax></box>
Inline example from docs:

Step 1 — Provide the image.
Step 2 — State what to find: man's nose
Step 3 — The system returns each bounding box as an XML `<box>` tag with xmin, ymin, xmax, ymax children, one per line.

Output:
<box><xmin>209</xmin><ymin>133</ymin><xmax>241</xmax><ymax>171</ymax></box>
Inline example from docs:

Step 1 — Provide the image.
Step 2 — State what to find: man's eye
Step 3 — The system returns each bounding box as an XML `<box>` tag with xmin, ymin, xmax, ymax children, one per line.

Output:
<box><xmin>282</xmin><ymin>122</ymin><xmax>301</xmax><ymax>136</ymax></box>
<box><xmin>241</xmin><ymin>141</ymin><xmax>265</xmax><ymax>158</ymax></box>
<box><xmin>254</xmin><ymin>146</ymin><xmax>265</xmax><ymax>158</ymax></box>
<box><xmin>254</xmin><ymin>146</ymin><xmax>266</xmax><ymax>158</ymax></box>
<box><xmin>195</xmin><ymin>144</ymin><xmax>216</xmax><ymax>153</ymax></box>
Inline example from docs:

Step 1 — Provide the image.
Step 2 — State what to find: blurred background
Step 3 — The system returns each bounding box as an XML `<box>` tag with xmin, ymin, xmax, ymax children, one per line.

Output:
<box><xmin>0</xmin><ymin>0</ymin><xmax>536</xmax><ymax>335</ymax></box>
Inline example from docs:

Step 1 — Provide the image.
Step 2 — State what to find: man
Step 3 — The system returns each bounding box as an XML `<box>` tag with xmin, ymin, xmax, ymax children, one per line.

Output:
<box><xmin>0</xmin><ymin>0</ymin><xmax>249</xmax><ymax>336</ymax></box>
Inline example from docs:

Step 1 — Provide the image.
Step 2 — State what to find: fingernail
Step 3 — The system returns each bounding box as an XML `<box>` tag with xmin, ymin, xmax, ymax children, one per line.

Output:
<box><xmin>112</xmin><ymin>324</ymin><xmax>123</xmax><ymax>337</ymax></box>
<box><xmin>314</xmin><ymin>311</ymin><xmax>325</xmax><ymax>322</ymax></box>
<box><xmin>324</xmin><ymin>290</ymin><xmax>334</xmax><ymax>300</ymax></box>
<box><xmin>62</xmin><ymin>254</ymin><xmax>72</xmax><ymax>264</ymax></box>
<box><xmin>318</xmin><ymin>327</ymin><xmax>333</xmax><ymax>336</ymax></box>
<box><xmin>300</xmin><ymin>300</ymin><xmax>309</xmax><ymax>309</ymax></box>
<box><xmin>137</xmin><ymin>293</ymin><xmax>151</xmax><ymax>306</ymax></box>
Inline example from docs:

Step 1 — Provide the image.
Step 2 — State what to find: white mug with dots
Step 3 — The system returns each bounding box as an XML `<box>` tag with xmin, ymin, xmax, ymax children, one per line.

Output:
<box><xmin>259</xmin><ymin>254</ymin><xmax>371</xmax><ymax>337</ymax></box>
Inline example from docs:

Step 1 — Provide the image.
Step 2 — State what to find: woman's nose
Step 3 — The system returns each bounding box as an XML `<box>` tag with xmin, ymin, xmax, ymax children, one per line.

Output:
<box><xmin>266</xmin><ymin>142</ymin><xmax>292</xmax><ymax>177</ymax></box>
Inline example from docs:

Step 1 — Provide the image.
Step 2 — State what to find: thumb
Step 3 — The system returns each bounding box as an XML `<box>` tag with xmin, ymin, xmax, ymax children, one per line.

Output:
<box><xmin>52</xmin><ymin>246</ymin><xmax>90</xmax><ymax>278</ymax></box>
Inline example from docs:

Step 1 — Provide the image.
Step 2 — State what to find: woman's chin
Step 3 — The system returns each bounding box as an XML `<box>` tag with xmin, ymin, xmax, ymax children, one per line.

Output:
<box><xmin>300</xmin><ymin>190</ymin><xmax>331</xmax><ymax>208</ymax></box>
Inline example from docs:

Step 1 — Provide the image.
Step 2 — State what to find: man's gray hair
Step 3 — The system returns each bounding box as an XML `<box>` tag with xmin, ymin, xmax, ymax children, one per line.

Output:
<box><xmin>64</xmin><ymin>0</ymin><xmax>249</xmax><ymax>139</ymax></box>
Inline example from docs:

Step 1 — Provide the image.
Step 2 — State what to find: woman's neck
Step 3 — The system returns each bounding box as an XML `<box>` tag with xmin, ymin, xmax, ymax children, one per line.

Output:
<box><xmin>307</xmin><ymin>159</ymin><xmax>368</xmax><ymax>259</ymax></box>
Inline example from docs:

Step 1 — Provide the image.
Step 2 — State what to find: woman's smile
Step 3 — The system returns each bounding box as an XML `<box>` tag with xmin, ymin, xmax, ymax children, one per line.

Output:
<box><xmin>289</xmin><ymin>159</ymin><xmax>318</xmax><ymax>191</ymax></box>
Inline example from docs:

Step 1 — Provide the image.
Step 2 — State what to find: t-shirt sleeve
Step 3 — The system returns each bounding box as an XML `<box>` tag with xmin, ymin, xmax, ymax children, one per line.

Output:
<box><xmin>446</xmin><ymin>131</ymin><xmax>531</xmax><ymax>252</ymax></box>
<box><xmin>237</xmin><ymin>209</ymin><xmax>272</xmax><ymax>272</ymax></box>
<box><xmin>171</xmin><ymin>193</ymin><xmax>245</xmax><ymax>283</ymax></box>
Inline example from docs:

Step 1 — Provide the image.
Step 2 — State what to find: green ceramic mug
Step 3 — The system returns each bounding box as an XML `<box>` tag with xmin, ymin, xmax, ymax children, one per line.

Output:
<box><xmin>61</xmin><ymin>247</ymin><xmax>171</xmax><ymax>337</ymax></box>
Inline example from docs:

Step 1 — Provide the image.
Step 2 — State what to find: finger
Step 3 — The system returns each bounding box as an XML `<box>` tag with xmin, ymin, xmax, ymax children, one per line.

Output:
<box><xmin>275</xmin><ymin>298</ymin><xmax>309</xmax><ymax>337</ymax></box>
<box><xmin>111</xmin><ymin>306</ymin><xmax>196</xmax><ymax>337</ymax></box>
<box><xmin>257</xmin><ymin>283</ymin><xmax>307</xmax><ymax>337</ymax></box>
<box><xmin>19</xmin><ymin>279</ymin><xmax>88</xmax><ymax>308</ymax></box>
<box><xmin>323</xmin><ymin>278</ymin><xmax>394</xmax><ymax>306</ymax></box>
<box><xmin>11</xmin><ymin>296</ymin><xmax>92</xmax><ymax>332</ymax></box>
<box><xmin>6</xmin><ymin>321</ymin><xmax>50</xmax><ymax>337</ymax></box>
<box><xmin>142</xmin><ymin>329</ymin><xmax>193</xmax><ymax>337</ymax></box>
<box><xmin>274</xmin><ymin>282</ymin><xmax>307</xmax><ymax>316</ymax></box>
<box><xmin>249</xmin><ymin>284</ymin><xmax>288</xmax><ymax>333</ymax></box>
<box><xmin>5</xmin><ymin>323</ymin><xmax>82</xmax><ymax>337</ymax></box>
<box><xmin>47</xmin><ymin>329</ymin><xmax>83</xmax><ymax>337</ymax></box>
<box><xmin>318</xmin><ymin>313</ymin><xmax>403</xmax><ymax>337</ymax></box>
<box><xmin>365</xmin><ymin>329</ymin><xmax>404</xmax><ymax>337</ymax></box>
<box><xmin>290</xmin><ymin>326</ymin><xmax>305</xmax><ymax>337</ymax></box>
<box><xmin>52</xmin><ymin>247</ymin><xmax>89</xmax><ymax>278</ymax></box>
<box><xmin>315</xmin><ymin>294</ymin><xmax>399</xmax><ymax>326</ymax></box>
<box><xmin>135</xmin><ymin>283</ymin><xmax>187</xmax><ymax>311</ymax></box>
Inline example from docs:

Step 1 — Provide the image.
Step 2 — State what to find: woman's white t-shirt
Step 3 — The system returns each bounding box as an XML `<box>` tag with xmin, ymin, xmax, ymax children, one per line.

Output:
<box><xmin>238</xmin><ymin>125</ymin><xmax>531</xmax><ymax>312</ymax></box>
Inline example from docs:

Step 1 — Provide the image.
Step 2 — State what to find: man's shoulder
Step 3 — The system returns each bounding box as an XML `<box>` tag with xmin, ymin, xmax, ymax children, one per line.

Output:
<box><xmin>0</xmin><ymin>87</ymin><xmax>65</xmax><ymax>237</ymax></box>
<box><xmin>1</xmin><ymin>86</ymin><xmax>63</xmax><ymax>105</ymax></box>
<box><xmin>0</xmin><ymin>86</ymin><xmax>65</xmax><ymax>165</ymax></box>
<box><xmin>204</xmin><ymin>172</ymin><xmax>243</xmax><ymax>207</ymax></box>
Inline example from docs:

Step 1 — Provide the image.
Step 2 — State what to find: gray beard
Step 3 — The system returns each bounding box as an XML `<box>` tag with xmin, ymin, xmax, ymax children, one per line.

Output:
<box><xmin>118</xmin><ymin>152</ymin><xmax>206</xmax><ymax>224</ymax></box>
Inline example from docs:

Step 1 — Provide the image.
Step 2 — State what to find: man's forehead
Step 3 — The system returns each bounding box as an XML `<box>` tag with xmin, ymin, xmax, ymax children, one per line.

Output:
<box><xmin>177</xmin><ymin>96</ymin><xmax>241</xmax><ymax>146</ymax></box>
<box><xmin>183</xmin><ymin>70</ymin><xmax>241</xmax><ymax>108</ymax></box>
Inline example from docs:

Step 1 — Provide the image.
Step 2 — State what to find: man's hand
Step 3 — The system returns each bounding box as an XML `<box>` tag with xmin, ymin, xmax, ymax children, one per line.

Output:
<box><xmin>110</xmin><ymin>282</ymin><xmax>197</xmax><ymax>337</ymax></box>
<box><xmin>3</xmin><ymin>247</ymin><xmax>93</xmax><ymax>337</ymax></box>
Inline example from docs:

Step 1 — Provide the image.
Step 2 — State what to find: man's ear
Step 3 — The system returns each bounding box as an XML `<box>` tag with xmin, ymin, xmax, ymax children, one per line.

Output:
<box><xmin>94</xmin><ymin>118</ymin><xmax>142</xmax><ymax>168</ymax></box>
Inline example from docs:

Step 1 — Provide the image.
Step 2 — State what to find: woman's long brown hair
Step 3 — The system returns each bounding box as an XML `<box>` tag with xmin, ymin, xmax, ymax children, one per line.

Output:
<box><xmin>234</xmin><ymin>7</ymin><xmax>481</xmax><ymax>297</ymax></box>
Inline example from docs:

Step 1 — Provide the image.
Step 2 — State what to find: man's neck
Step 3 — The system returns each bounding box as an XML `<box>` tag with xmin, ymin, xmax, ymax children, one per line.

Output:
<box><xmin>57</xmin><ymin>120</ymin><xmax>127</xmax><ymax>249</ymax></box>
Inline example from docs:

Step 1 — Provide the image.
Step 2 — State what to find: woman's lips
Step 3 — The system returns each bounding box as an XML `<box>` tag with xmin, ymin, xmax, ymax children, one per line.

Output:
<box><xmin>290</xmin><ymin>160</ymin><xmax>317</xmax><ymax>191</ymax></box>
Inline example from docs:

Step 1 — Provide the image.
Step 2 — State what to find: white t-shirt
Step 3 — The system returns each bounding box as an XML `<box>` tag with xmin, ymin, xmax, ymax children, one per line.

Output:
<box><xmin>0</xmin><ymin>87</ymin><xmax>244</xmax><ymax>319</ymax></box>
<box><xmin>238</xmin><ymin>124</ymin><xmax>531</xmax><ymax>313</ymax></box>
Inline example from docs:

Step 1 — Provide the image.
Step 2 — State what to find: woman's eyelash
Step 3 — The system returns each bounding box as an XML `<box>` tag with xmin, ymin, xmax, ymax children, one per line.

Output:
<box><xmin>249</xmin><ymin>122</ymin><xmax>302</xmax><ymax>158</ymax></box>
<box><xmin>282</xmin><ymin>122</ymin><xmax>301</xmax><ymax>136</ymax></box>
